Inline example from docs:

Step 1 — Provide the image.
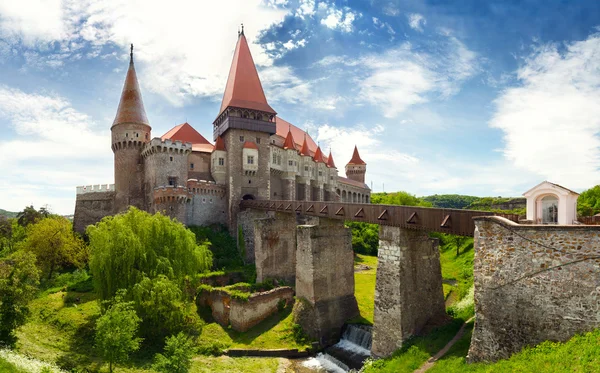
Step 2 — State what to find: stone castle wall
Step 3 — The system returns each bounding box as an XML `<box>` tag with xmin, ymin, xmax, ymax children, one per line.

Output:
<box><xmin>73</xmin><ymin>191</ymin><xmax>115</xmax><ymax>233</ymax></box>
<box><xmin>468</xmin><ymin>216</ymin><xmax>600</xmax><ymax>362</ymax></box>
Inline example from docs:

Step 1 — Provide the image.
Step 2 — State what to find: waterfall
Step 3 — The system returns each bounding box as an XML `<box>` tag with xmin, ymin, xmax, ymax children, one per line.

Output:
<box><xmin>302</xmin><ymin>324</ymin><xmax>372</xmax><ymax>372</ymax></box>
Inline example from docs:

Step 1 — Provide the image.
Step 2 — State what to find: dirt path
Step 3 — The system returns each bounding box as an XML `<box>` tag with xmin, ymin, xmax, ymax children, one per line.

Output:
<box><xmin>413</xmin><ymin>317</ymin><xmax>475</xmax><ymax>373</ymax></box>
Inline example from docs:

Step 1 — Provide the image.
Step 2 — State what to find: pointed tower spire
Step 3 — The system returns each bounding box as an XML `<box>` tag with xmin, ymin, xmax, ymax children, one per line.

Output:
<box><xmin>326</xmin><ymin>150</ymin><xmax>336</xmax><ymax>168</ymax></box>
<box><xmin>300</xmin><ymin>134</ymin><xmax>311</xmax><ymax>156</ymax></box>
<box><xmin>347</xmin><ymin>145</ymin><xmax>366</xmax><ymax>165</ymax></box>
<box><xmin>218</xmin><ymin>29</ymin><xmax>275</xmax><ymax>117</ymax></box>
<box><xmin>282</xmin><ymin>128</ymin><xmax>296</xmax><ymax>150</ymax></box>
<box><xmin>112</xmin><ymin>43</ymin><xmax>149</xmax><ymax>128</ymax></box>
<box><xmin>313</xmin><ymin>146</ymin><xmax>325</xmax><ymax>163</ymax></box>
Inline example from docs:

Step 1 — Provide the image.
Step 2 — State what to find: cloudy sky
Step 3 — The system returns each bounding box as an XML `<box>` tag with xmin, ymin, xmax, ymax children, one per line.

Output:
<box><xmin>1</xmin><ymin>0</ymin><xmax>600</xmax><ymax>214</ymax></box>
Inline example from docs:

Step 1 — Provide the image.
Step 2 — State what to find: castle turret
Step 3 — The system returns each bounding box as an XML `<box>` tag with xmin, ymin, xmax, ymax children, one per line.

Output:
<box><xmin>211</xmin><ymin>136</ymin><xmax>227</xmax><ymax>185</ymax></box>
<box><xmin>282</xmin><ymin>128</ymin><xmax>297</xmax><ymax>200</ymax></box>
<box><xmin>345</xmin><ymin>145</ymin><xmax>366</xmax><ymax>184</ymax></box>
<box><xmin>325</xmin><ymin>150</ymin><xmax>338</xmax><ymax>201</ymax></box>
<box><xmin>111</xmin><ymin>44</ymin><xmax>151</xmax><ymax>212</ymax></box>
<box><xmin>213</xmin><ymin>26</ymin><xmax>276</xmax><ymax>230</ymax></box>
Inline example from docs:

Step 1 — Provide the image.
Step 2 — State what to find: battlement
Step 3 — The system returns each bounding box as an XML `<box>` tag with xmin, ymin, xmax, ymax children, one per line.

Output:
<box><xmin>76</xmin><ymin>184</ymin><xmax>115</xmax><ymax>195</ymax></box>
<box><xmin>187</xmin><ymin>179</ymin><xmax>226</xmax><ymax>196</ymax></box>
<box><xmin>142</xmin><ymin>137</ymin><xmax>193</xmax><ymax>157</ymax></box>
<box><xmin>153</xmin><ymin>185</ymin><xmax>190</xmax><ymax>204</ymax></box>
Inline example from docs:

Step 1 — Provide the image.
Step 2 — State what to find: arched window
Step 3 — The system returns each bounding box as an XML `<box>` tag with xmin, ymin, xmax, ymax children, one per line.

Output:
<box><xmin>540</xmin><ymin>195</ymin><xmax>558</xmax><ymax>224</ymax></box>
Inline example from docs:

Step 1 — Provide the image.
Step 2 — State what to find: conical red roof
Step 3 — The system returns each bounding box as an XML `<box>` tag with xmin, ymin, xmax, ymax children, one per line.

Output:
<box><xmin>326</xmin><ymin>150</ymin><xmax>336</xmax><ymax>168</ymax></box>
<box><xmin>300</xmin><ymin>135</ymin><xmax>311</xmax><ymax>156</ymax></box>
<box><xmin>112</xmin><ymin>49</ymin><xmax>149</xmax><ymax>128</ymax></box>
<box><xmin>313</xmin><ymin>146</ymin><xmax>325</xmax><ymax>163</ymax></box>
<box><xmin>282</xmin><ymin>128</ymin><xmax>296</xmax><ymax>150</ymax></box>
<box><xmin>219</xmin><ymin>33</ymin><xmax>275</xmax><ymax>116</ymax></box>
<box><xmin>161</xmin><ymin>122</ymin><xmax>211</xmax><ymax>145</ymax></box>
<box><xmin>347</xmin><ymin>146</ymin><xmax>366</xmax><ymax>165</ymax></box>
<box><xmin>214</xmin><ymin>136</ymin><xmax>226</xmax><ymax>151</ymax></box>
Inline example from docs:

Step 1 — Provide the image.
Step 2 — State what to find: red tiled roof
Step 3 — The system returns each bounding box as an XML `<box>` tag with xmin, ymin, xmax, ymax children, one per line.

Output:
<box><xmin>299</xmin><ymin>135</ymin><xmax>311</xmax><ymax>156</ymax></box>
<box><xmin>192</xmin><ymin>143</ymin><xmax>214</xmax><ymax>153</ymax></box>
<box><xmin>338</xmin><ymin>176</ymin><xmax>370</xmax><ymax>189</ymax></box>
<box><xmin>219</xmin><ymin>33</ymin><xmax>276</xmax><ymax>116</ymax></box>
<box><xmin>282</xmin><ymin>128</ymin><xmax>296</xmax><ymax>150</ymax></box>
<box><xmin>161</xmin><ymin>122</ymin><xmax>211</xmax><ymax>145</ymax></box>
<box><xmin>326</xmin><ymin>150</ymin><xmax>336</xmax><ymax>168</ymax></box>
<box><xmin>275</xmin><ymin>117</ymin><xmax>317</xmax><ymax>155</ymax></box>
<box><xmin>243</xmin><ymin>141</ymin><xmax>258</xmax><ymax>150</ymax></box>
<box><xmin>112</xmin><ymin>54</ymin><xmax>149</xmax><ymax>128</ymax></box>
<box><xmin>347</xmin><ymin>145</ymin><xmax>366</xmax><ymax>165</ymax></box>
<box><xmin>214</xmin><ymin>136</ymin><xmax>226</xmax><ymax>151</ymax></box>
<box><xmin>313</xmin><ymin>146</ymin><xmax>325</xmax><ymax>163</ymax></box>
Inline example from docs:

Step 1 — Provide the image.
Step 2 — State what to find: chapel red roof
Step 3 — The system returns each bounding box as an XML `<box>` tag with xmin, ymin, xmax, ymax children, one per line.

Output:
<box><xmin>243</xmin><ymin>141</ymin><xmax>259</xmax><ymax>150</ymax></box>
<box><xmin>219</xmin><ymin>32</ymin><xmax>276</xmax><ymax>117</ymax></box>
<box><xmin>112</xmin><ymin>46</ymin><xmax>150</xmax><ymax>128</ymax></box>
<box><xmin>326</xmin><ymin>150</ymin><xmax>336</xmax><ymax>168</ymax></box>
<box><xmin>282</xmin><ymin>128</ymin><xmax>296</xmax><ymax>150</ymax></box>
<box><xmin>161</xmin><ymin>122</ymin><xmax>211</xmax><ymax>145</ymax></box>
<box><xmin>313</xmin><ymin>146</ymin><xmax>325</xmax><ymax>163</ymax></box>
<box><xmin>347</xmin><ymin>145</ymin><xmax>366</xmax><ymax>165</ymax></box>
<box><xmin>275</xmin><ymin>117</ymin><xmax>317</xmax><ymax>155</ymax></box>
<box><xmin>299</xmin><ymin>135</ymin><xmax>311</xmax><ymax>156</ymax></box>
<box><xmin>214</xmin><ymin>136</ymin><xmax>226</xmax><ymax>151</ymax></box>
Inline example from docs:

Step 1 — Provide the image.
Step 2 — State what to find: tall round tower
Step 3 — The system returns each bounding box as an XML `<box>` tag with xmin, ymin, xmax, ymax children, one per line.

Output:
<box><xmin>345</xmin><ymin>145</ymin><xmax>367</xmax><ymax>184</ymax></box>
<box><xmin>111</xmin><ymin>45</ymin><xmax>151</xmax><ymax>212</ymax></box>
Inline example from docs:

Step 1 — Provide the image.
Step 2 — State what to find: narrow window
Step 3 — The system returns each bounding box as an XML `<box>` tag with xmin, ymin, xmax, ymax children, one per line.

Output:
<box><xmin>240</xmin><ymin>135</ymin><xmax>244</xmax><ymax>142</ymax></box>
<box><xmin>126</xmin><ymin>133</ymin><xmax>128</xmax><ymax>138</ymax></box>
<box><xmin>218</xmin><ymin>158</ymin><xmax>224</xmax><ymax>166</ymax></box>
<box><xmin>272</xmin><ymin>153</ymin><xmax>277</xmax><ymax>163</ymax></box>
<box><xmin>256</xmin><ymin>138</ymin><xmax>261</xmax><ymax>144</ymax></box>
<box><xmin>277</xmin><ymin>155</ymin><xmax>281</xmax><ymax>165</ymax></box>
<box><xmin>305</xmin><ymin>166</ymin><xmax>308</xmax><ymax>171</ymax></box>
<box><xmin>319</xmin><ymin>171</ymin><xmax>323</xmax><ymax>176</ymax></box>
<box><xmin>288</xmin><ymin>160</ymin><xmax>293</xmax><ymax>166</ymax></box>
<box><xmin>190</xmin><ymin>163</ymin><xmax>194</xmax><ymax>169</ymax></box>
<box><xmin>168</xmin><ymin>177</ymin><xmax>177</xmax><ymax>186</ymax></box>
<box><xmin>170</xmin><ymin>156</ymin><xmax>173</xmax><ymax>161</ymax></box>
<box><xmin>247</xmin><ymin>155</ymin><xmax>255</xmax><ymax>164</ymax></box>
<box><xmin>136</xmin><ymin>133</ymin><xmax>139</xmax><ymax>138</ymax></box>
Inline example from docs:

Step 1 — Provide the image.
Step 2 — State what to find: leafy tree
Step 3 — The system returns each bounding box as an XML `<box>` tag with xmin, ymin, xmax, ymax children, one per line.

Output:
<box><xmin>0</xmin><ymin>251</ymin><xmax>40</xmax><ymax>346</ymax></box>
<box><xmin>371</xmin><ymin>192</ymin><xmax>432</xmax><ymax>207</ymax></box>
<box><xmin>21</xmin><ymin>216</ymin><xmax>87</xmax><ymax>279</ymax></box>
<box><xmin>95</xmin><ymin>290</ymin><xmax>142</xmax><ymax>373</ymax></box>
<box><xmin>16</xmin><ymin>205</ymin><xmax>43</xmax><ymax>227</ymax></box>
<box><xmin>152</xmin><ymin>332</ymin><xmax>195</xmax><ymax>373</ymax></box>
<box><xmin>577</xmin><ymin>185</ymin><xmax>600</xmax><ymax>217</ymax></box>
<box><xmin>87</xmin><ymin>207</ymin><xmax>213</xmax><ymax>301</ymax></box>
<box><xmin>188</xmin><ymin>225</ymin><xmax>243</xmax><ymax>269</ymax></box>
<box><xmin>422</xmin><ymin>194</ymin><xmax>481</xmax><ymax>209</ymax></box>
<box><xmin>346</xmin><ymin>222</ymin><xmax>379</xmax><ymax>255</ymax></box>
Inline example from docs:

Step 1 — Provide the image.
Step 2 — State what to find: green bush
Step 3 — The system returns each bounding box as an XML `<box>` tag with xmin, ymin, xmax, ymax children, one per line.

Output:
<box><xmin>189</xmin><ymin>225</ymin><xmax>243</xmax><ymax>270</ymax></box>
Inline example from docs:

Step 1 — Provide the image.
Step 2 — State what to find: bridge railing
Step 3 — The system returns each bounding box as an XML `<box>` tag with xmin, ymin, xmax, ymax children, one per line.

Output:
<box><xmin>240</xmin><ymin>200</ymin><xmax>520</xmax><ymax>237</ymax></box>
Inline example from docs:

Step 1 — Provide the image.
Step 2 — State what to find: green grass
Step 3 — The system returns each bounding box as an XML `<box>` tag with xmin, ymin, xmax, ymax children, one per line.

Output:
<box><xmin>438</xmin><ymin>237</ymin><xmax>474</xmax><ymax>307</ymax></box>
<box><xmin>351</xmin><ymin>253</ymin><xmax>378</xmax><ymax>325</ymax></box>
<box><xmin>0</xmin><ymin>357</ymin><xmax>26</xmax><ymax>373</ymax></box>
<box><xmin>191</xmin><ymin>356</ymin><xmax>280</xmax><ymax>373</ymax></box>
<box><xmin>362</xmin><ymin>319</ymin><xmax>465</xmax><ymax>373</ymax></box>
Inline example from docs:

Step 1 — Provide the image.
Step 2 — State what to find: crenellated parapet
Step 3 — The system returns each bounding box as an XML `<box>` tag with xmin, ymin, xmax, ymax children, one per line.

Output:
<box><xmin>153</xmin><ymin>185</ymin><xmax>190</xmax><ymax>204</ymax></box>
<box><xmin>76</xmin><ymin>184</ymin><xmax>115</xmax><ymax>194</ymax></box>
<box><xmin>141</xmin><ymin>138</ymin><xmax>192</xmax><ymax>158</ymax></box>
<box><xmin>187</xmin><ymin>179</ymin><xmax>226</xmax><ymax>197</ymax></box>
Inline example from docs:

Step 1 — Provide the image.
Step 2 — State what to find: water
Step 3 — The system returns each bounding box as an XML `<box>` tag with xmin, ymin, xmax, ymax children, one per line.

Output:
<box><xmin>302</xmin><ymin>324</ymin><xmax>372</xmax><ymax>372</ymax></box>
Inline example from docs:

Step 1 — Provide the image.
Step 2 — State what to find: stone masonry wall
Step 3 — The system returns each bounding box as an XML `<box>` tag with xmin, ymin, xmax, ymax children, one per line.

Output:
<box><xmin>254</xmin><ymin>212</ymin><xmax>297</xmax><ymax>285</ymax></box>
<box><xmin>237</xmin><ymin>209</ymin><xmax>273</xmax><ymax>264</ymax></box>
<box><xmin>468</xmin><ymin>216</ymin><xmax>600</xmax><ymax>362</ymax></box>
<box><xmin>371</xmin><ymin>226</ymin><xmax>446</xmax><ymax>358</ymax></box>
<box><xmin>73</xmin><ymin>191</ymin><xmax>115</xmax><ymax>233</ymax></box>
<box><xmin>294</xmin><ymin>218</ymin><xmax>359</xmax><ymax>345</ymax></box>
<box><xmin>187</xmin><ymin>194</ymin><xmax>227</xmax><ymax>226</ymax></box>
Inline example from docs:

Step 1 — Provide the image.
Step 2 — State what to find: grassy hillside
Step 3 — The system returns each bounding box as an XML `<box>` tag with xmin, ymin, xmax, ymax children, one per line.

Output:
<box><xmin>0</xmin><ymin>208</ymin><xmax>18</xmax><ymax>218</ymax></box>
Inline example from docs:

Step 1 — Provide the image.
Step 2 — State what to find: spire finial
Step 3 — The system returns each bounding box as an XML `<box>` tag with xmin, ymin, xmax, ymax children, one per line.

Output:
<box><xmin>130</xmin><ymin>43</ymin><xmax>134</xmax><ymax>62</ymax></box>
<box><xmin>241</xmin><ymin>23</ymin><xmax>244</xmax><ymax>36</ymax></box>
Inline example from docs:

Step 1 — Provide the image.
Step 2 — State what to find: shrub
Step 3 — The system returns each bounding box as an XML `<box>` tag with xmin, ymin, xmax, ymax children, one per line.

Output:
<box><xmin>152</xmin><ymin>332</ymin><xmax>195</xmax><ymax>373</ymax></box>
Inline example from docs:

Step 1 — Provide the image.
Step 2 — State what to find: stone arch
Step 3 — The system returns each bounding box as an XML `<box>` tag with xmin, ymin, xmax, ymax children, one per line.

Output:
<box><xmin>536</xmin><ymin>193</ymin><xmax>559</xmax><ymax>224</ymax></box>
<box><xmin>242</xmin><ymin>194</ymin><xmax>255</xmax><ymax>200</ymax></box>
<box><xmin>342</xmin><ymin>190</ymin><xmax>347</xmax><ymax>202</ymax></box>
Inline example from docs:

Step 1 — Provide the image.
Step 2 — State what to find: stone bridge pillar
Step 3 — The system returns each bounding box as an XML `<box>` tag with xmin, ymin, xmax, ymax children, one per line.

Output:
<box><xmin>254</xmin><ymin>212</ymin><xmax>297</xmax><ymax>286</ymax></box>
<box><xmin>294</xmin><ymin>218</ymin><xmax>359</xmax><ymax>345</ymax></box>
<box><xmin>371</xmin><ymin>226</ymin><xmax>446</xmax><ymax>358</ymax></box>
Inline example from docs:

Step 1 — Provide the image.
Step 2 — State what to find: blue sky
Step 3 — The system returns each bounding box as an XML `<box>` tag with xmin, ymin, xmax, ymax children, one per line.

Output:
<box><xmin>1</xmin><ymin>0</ymin><xmax>600</xmax><ymax>214</ymax></box>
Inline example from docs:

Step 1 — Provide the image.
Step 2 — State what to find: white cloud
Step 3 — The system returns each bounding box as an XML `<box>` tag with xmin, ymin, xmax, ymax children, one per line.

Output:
<box><xmin>296</xmin><ymin>0</ymin><xmax>315</xmax><ymax>18</ymax></box>
<box><xmin>408</xmin><ymin>13</ymin><xmax>426</xmax><ymax>32</ymax></box>
<box><xmin>318</xmin><ymin>35</ymin><xmax>478</xmax><ymax>118</ymax></box>
<box><xmin>490</xmin><ymin>33</ymin><xmax>600</xmax><ymax>189</ymax></box>
<box><xmin>320</xmin><ymin>5</ymin><xmax>358</xmax><ymax>33</ymax></box>
<box><xmin>260</xmin><ymin>65</ymin><xmax>312</xmax><ymax>104</ymax></box>
<box><xmin>0</xmin><ymin>0</ymin><xmax>290</xmax><ymax>106</ymax></box>
<box><xmin>0</xmin><ymin>86</ymin><xmax>111</xmax><ymax>214</ymax></box>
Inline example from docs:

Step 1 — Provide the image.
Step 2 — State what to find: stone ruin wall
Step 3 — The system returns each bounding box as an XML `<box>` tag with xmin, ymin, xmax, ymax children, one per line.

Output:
<box><xmin>469</xmin><ymin>216</ymin><xmax>600</xmax><ymax>362</ymax></box>
<box><xmin>73</xmin><ymin>188</ymin><xmax>115</xmax><ymax>233</ymax></box>
<box><xmin>196</xmin><ymin>286</ymin><xmax>294</xmax><ymax>332</ymax></box>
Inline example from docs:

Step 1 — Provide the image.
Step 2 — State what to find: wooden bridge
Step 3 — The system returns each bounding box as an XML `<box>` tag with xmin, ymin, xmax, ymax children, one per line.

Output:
<box><xmin>240</xmin><ymin>200</ymin><xmax>520</xmax><ymax>236</ymax></box>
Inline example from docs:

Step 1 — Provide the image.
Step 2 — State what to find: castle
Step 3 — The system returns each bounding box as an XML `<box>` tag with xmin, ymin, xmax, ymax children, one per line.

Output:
<box><xmin>73</xmin><ymin>30</ymin><xmax>370</xmax><ymax>233</ymax></box>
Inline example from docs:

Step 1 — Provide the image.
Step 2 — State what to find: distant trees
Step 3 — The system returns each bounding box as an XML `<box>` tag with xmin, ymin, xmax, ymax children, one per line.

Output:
<box><xmin>422</xmin><ymin>194</ymin><xmax>480</xmax><ymax>209</ymax></box>
<box><xmin>0</xmin><ymin>250</ymin><xmax>40</xmax><ymax>346</ymax></box>
<box><xmin>21</xmin><ymin>217</ymin><xmax>86</xmax><ymax>279</ymax></box>
<box><xmin>371</xmin><ymin>192</ymin><xmax>432</xmax><ymax>207</ymax></box>
<box><xmin>95</xmin><ymin>290</ymin><xmax>142</xmax><ymax>373</ymax></box>
<box><xmin>16</xmin><ymin>205</ymin><xmax>47</xmax><ymax>227</ymax></box>
<box><xmin>577</xmin><ymin>185</ymin><xmax>600</xmax><ymax>217</ymax></box>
